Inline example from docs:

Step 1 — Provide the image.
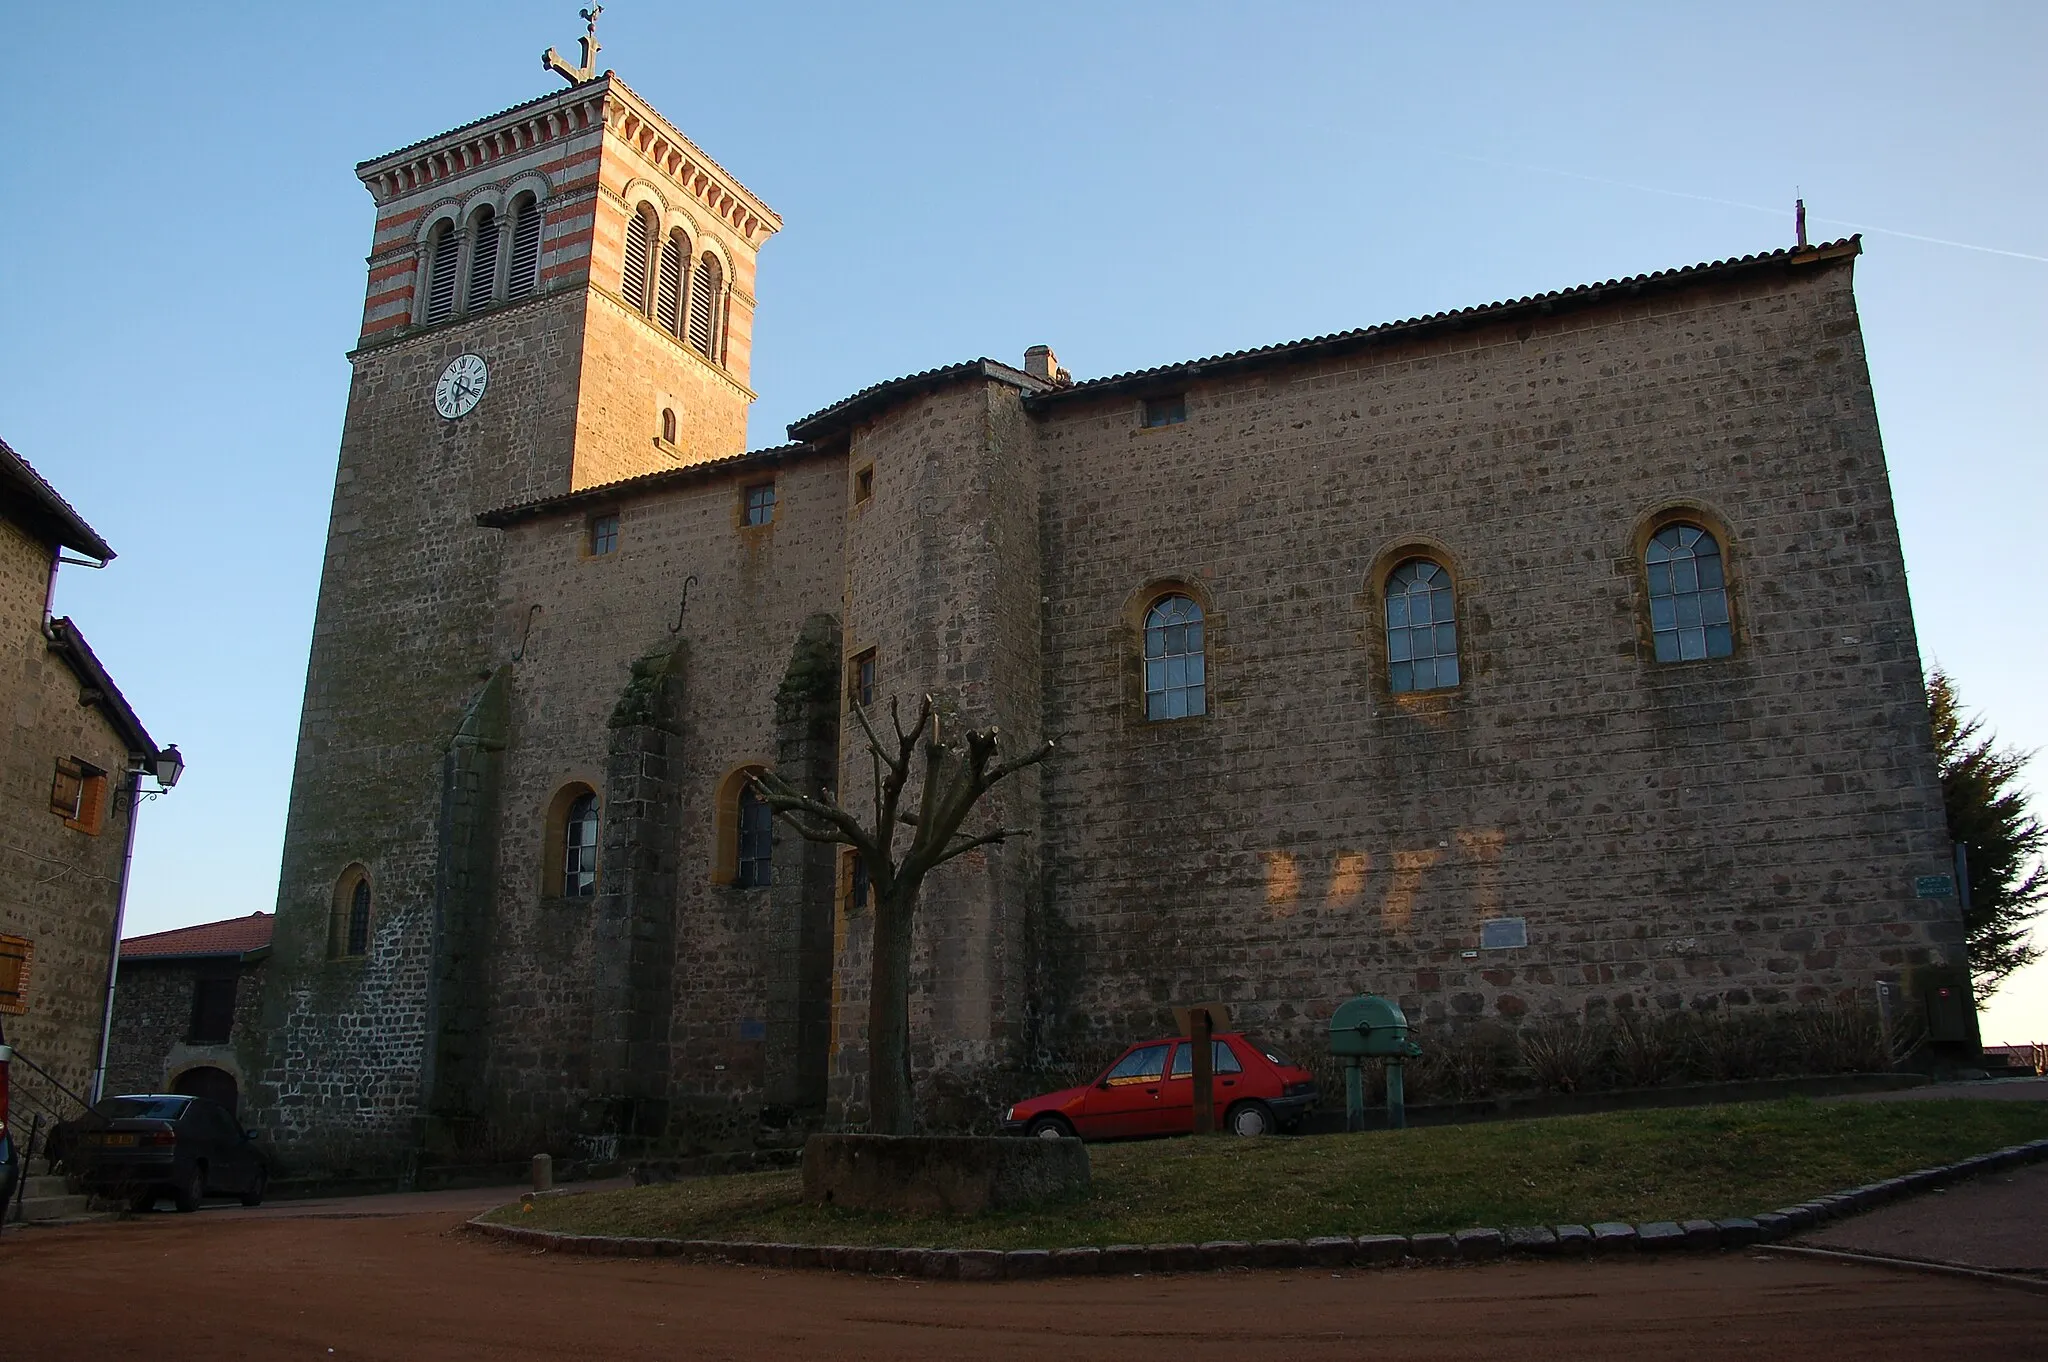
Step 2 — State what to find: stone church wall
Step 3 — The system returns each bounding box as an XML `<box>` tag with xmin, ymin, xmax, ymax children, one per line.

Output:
<box><xmin>257</xmin><ymin>289</ymin><xmax>592</xmax><ymax>1172</ymax></box>
<box><xmin>1029</xmin><ymin>256</ymin><xmax>1958</xmax><ymax>1067</ymax></box>
<box><xmin>480</xmin><ymin>451</ymin><xmax>843</xmax><ymax>1150</ymax></box>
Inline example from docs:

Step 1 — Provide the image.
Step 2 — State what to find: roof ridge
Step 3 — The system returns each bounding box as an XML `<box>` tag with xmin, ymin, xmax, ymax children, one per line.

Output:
<box><xmin>1035</xmin><ymin>238</ymin><xmax>1861</xmax><ymax>401</ymax></box>
<box><xmin>0</xmin><ymin>435</ymin><xmax>115</xmax><ymax>560</ymax></box>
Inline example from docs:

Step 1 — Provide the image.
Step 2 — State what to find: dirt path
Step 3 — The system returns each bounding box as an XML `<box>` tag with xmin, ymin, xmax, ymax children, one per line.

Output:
<box><xmin>4</xmin><ymin>1207</ymin><xmax>2045</xmax><ymax>1362</ymax></box>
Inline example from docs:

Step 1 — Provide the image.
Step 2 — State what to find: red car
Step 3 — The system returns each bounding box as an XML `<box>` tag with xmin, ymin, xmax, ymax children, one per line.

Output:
<box><xmin>1003</xmin><ymin>1033</ymin><xmax>1318</xmax><ymax>1139</ymax></box>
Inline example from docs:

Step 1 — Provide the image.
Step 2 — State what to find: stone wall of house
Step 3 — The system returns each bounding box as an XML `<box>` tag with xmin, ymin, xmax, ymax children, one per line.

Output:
<box><xmin>1029</xmin><ymin>253</ymin><xmax>1959</xmax><ymax>1068</ymax></box>
<box><xmin>0</xmin><ymin>518</ymin><xmax>134</xmax><ymax>1109</ymax></box>
<box><xmin>104</xmin><ymin>957</ymin><xmax>267</xmax><ymax>1109</ymax></box>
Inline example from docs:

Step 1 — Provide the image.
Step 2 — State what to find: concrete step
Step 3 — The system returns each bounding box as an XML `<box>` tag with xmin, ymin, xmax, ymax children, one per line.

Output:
<box><xmin>4</xmin><ymin>1192</ymin><xmax>102</xmax><ymax>1225</ymax></box>
<box><xmin>22</xmin><ymin>1174</ymin><xmax>72</xmax><ymax>1199</ymax></box>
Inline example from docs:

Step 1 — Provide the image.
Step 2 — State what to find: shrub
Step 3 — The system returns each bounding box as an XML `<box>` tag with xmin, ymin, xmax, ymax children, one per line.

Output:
<box><xmin>1409</xmin><ymin>1022</ymin><xmax>1512</xmax><ymax>1102</ymax></box>
<box><xmin>1684</xmin><ymin>1010</ymin><xmax>1782</xmax><ymax>1083</ymax></box>
<box><xmin>1518</xmin><ymin>1016</ymin><xmax>1604</xmax><ymax>1093</ymax></box>
<box><xmin>1609</xmin><ymin>1010</ymin><xmax>1683</xmax><ymax>1089</ymax></box>
<box><xmin>1790</xmin><ymin>1001</ymin><xmax>1893</xmax><ymax>1074</ymax></box>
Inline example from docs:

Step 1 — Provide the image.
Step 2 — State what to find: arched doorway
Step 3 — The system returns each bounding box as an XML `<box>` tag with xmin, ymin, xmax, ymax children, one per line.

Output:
<box><xmin>171</xmin><ymin>1066</ymin><xmax>239</xmax><ymax>1113</ymax></box>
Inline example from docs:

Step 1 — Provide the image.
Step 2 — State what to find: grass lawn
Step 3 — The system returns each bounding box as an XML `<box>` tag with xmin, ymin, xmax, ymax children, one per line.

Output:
<box><xmin>490</xmin><ymin>1098</ymin><xmax>2048</xmax><ymax>1251</ymax></box>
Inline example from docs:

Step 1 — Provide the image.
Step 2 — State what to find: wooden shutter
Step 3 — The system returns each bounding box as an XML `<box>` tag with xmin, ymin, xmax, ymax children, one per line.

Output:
<box><xmin>508</xmin><ymin>200</ymin><xmax>543</xmax><ymax>298</ymax></box>
<box><xmin>467</xmin><ymin>207</ymin><xmax>498</xmax><ymax>310</ymax></box>
<box><xmin>687</xmin><ymin>253</ymin><xmax>721</xmax><ymax>357</ymax></box>
<box><xmin>187</xmin><ymin>976</ymin><xmax>238</xmax><ymax>1045</ymax></box>
<box><xmin>622</xmin><ymin>210</ymin><xmax>652</xmax><ymax>310</ymax></box>
<box><xmin>0</xmin><ymin>935</ymin><xmax>32</xmax><ymax>1015</ymax></box>
<box><xmin>424</xmin><ymin>226</ymin><xmax>459</xmax><ymax>324</ymax></box>
<box><xmin>656</xmin><ymin>235</ymin><xmax>685</xmax><ymax>336</ymax></box>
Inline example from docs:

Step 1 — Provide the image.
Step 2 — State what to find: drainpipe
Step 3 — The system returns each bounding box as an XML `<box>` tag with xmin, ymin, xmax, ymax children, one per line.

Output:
<box><xmin>90</xmin><ymin>765</ymin><xmax>146</xmax><ymax>1104</ymax></box>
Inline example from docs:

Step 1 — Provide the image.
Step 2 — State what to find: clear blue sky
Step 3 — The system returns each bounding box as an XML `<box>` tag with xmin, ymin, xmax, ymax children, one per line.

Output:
<box><xmin>3</xmin><ymin>3</ymin><xmax>2043</xmax><ymax>1040</ymax></box>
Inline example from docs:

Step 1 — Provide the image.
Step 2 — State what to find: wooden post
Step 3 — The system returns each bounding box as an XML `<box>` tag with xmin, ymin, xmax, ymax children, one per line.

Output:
<box><xmin>1190</xmin><ymin>1006</ymin><xmax>1215</xmax><ymax>1135</ymax></box>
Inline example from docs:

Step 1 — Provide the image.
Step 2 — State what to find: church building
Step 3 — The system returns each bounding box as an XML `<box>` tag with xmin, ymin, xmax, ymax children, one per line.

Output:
<box><xmin>256</xmin><ymin>42</ymin><xmax>1968</xmax><ymax>1170</ymax></box>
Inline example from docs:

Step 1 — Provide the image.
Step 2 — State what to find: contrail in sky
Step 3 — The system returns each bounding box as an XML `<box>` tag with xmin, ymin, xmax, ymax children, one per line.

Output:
<box><xmin>1456</xmin><ymin>154</ymin><xmax>2048</xmax><ymax>265</ymax></box>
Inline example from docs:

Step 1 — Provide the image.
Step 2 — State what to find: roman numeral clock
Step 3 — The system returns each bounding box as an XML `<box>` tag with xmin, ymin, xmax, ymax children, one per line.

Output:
<box><xmin>434</xmin><ymin>353</ymin><xmax>488</xmax><ymax>420</ymax></box>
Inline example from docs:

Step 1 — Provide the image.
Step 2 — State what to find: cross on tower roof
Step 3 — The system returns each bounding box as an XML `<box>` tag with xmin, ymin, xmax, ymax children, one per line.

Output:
<box><xmin>543</xmin><ymin>5</ymin><xmax>603</xmax><ymax>86</ymax></box>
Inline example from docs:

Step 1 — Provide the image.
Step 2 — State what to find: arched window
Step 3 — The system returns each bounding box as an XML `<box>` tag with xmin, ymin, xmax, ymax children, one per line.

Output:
<box><xmin>687</xmin><ymin>252</ymin><xmax>723</xmax><ymax>359</ymax></box>
<box><xmin>656</xmin><ymin>231</ymin><xmax>688</xmax><ymax>337</ymax></box>
<box><xmin>736</xmin><ymin>785</ymin><xmax>773</xmax><ymax>887</ymax></box>
<box><xmin>507</xmin><ymin>193</ymin><xmax>544</xmax><ymax>300</ymax></box>
<box><xmin>466</xmin><ymin>206</ymin><xmax>498</xmax><ymax>311</ymax></box>
<box><xmin>1646</xmin><ymin>523</ymin><xmax>1733</xmax><ymax>661</ymax></box>
<box><xmin>346</xmin><ymin>880</ymin><xmax>371</xmax><ymax>956</ymax></box>
<box><xmin>660</xmin><ymin>407</ymin><xmax>677</xmax><ymax>444</ymax></box>
<box><xmin>622</xmin><ymin>206</ymin><xmax>655</xmax><ymax>313</ymax></box>
<box><xmin>423</xmin><ymin>222</ymin><xmax>460</xmax><ymax>325</ymax></box>
<box><xmin>1143</xmin><ymin>594</ymin><xmax>1206</xmax><ymax>720</ymax></box>
<box><xmin>1385</xmin><ymin>558</ymin><xmax>1459</xmax><ymax>693</ymax></box>
<box><xmin>563</xmin><ymin>791</ymin><xmax>599</xmax><ymax>898</ymax></box>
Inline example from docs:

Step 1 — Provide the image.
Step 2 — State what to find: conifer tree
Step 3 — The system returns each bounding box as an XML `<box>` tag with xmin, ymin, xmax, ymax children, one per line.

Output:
<box><xmin>1928</xmin><ymin>667</ymin><xmax>2045</xmax><ymax>996</ymax></box>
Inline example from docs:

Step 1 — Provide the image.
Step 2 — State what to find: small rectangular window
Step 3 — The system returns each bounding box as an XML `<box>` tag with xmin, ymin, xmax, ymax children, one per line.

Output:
<box><xmin>854</xmin><ymin>465</ymin><xmax>874</xmax><ymax>505</ymax></box>
<box><xmin>51</xmin><ymin>760</ymin><xmax>84</xmax><ymax>819</ymax></box>
<box><xmin>52</xmin><ymin>759</ymin><xmax>107</xmax><ymax>835</ymax></box>
<box><xmin>188</xmin><ymin>975</ymin><xmax>238</xmax><ymax>1044</ymax></box>
<box><xmin>850</xmin><ymin>852</ymin><xmax>870</xmax><ymax>911</ymax></box>
<box><xmin>850</xmin><ymin>647</ymin><xmax>877</xmax><ymax>710</ymax></box>
<box><xmin>0</xmin><ymin>934</ymin><xmax>32</xmax><ymax>1015</ymax></box>
<box><xmin>1142</xmin><ymin>394</ymin><xmax>1187</xmax><ymax>428</ymax></box>
<box><xmin>743</xmin><ymin>482</ymin><xmax>776</xmax><ymax>527</ymax></box>
<box><xmin>588</xmin><ymin>513</ymin><xmax>619</xmax><ymax>557</ymax></box>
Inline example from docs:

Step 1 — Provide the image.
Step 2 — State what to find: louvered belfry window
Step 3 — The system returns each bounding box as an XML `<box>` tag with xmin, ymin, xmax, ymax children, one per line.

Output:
<box><xmin>688</xmin><ymin>252</ymin><xmax>722</xmax><ymax>358</ymax></box>
<box><xmin>657</xmin><ymin>233</ymin><xmax>687</xmax><ymax>336</ymax></box>
<box><xmin>467</xmin><ymin>207</ymin><xmax>498</xmax><ymax>311</ymax></box>
<box><xmin>622</xmin><ymin>208</ymin><xmax>654</xmax><ymax>312</ymax></box>
<box><xmin>507</xmin><ymin>195</ymin><xmax>543</xmax><ymax>299</ymax></box>
<box><xmin>424</xmin><ymin>224</ymin><xmax>460</xmax><ymax>324</ymax></box>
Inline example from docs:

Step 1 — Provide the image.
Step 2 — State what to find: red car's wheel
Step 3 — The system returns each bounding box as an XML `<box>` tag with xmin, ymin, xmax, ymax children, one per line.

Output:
<box><xmin>1025</xmin><ymin>1115</ymin><xmax>1073</xmax><ymax>1140</ymax></box>
<box><xmin>1226</xmin><ymin>1101</ymin><xmax>1274</xmax><ymax>1137</ymax></box>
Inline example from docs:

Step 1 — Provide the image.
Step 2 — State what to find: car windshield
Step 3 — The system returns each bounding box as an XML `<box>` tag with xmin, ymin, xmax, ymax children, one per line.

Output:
<box><xmin>93</xmin><ymin>1096</ymin><xmax>190</xmax><ymax>1121</ymax></box>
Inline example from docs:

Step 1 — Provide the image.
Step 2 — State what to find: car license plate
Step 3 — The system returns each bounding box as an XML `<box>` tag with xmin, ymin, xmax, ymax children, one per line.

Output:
<box><xmin>91</xmin><ymin>1133</ymin><xmax>138</xmax><ymax>1148</ymax></box>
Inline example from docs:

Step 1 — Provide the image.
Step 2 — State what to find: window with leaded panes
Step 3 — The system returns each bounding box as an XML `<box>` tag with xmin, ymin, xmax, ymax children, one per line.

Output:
<box><xmin>1385</xmin><ymin>558</ymin><xmax>1459</xmax><ymax>693</ymax></box>
<box><xmin>1143</xmin><ymin>594</ymin><xmax>1206</xmax><ymax>720</ymax></box>
<box><xmin>563</xmin><ymin>792</ymin><xmax>599</xmax><ymax>897</ymax></box>
<box><xmin>736</xmin><ymin>786</ymin><xmax>773</xmax><ymax>887</ymax></box>
<box><xmin>1646</xmin><ymin>523</ymin><xmax>1733</xmax><ymax>662</ymax></box>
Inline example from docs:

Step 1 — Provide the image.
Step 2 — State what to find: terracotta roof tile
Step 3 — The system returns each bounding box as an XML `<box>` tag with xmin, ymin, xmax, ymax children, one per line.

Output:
<box><xmin>122</xmin><ymin>913</ymin><xmax>272</xmax><ymax>961</ymax></box>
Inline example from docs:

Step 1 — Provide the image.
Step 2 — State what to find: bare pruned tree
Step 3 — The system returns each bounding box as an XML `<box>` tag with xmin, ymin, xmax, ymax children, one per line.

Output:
<box><xmin>750</xmin><ymin>694</ymin><xmax>1053</xmax><ymax>1135</ymax></box>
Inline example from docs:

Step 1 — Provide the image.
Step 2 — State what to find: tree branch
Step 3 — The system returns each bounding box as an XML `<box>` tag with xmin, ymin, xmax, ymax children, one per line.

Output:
<box><xmin>930</xmin><ymin>825</ymin><xmax>1032</xmax><ymax>868</ymax></box>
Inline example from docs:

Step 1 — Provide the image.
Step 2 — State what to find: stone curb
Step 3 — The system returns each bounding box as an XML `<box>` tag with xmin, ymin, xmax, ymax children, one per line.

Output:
<box><xmin>462</xmin><ymin>1136</ymin><xmax>2048</xmax><ymax>1280</ymax></box>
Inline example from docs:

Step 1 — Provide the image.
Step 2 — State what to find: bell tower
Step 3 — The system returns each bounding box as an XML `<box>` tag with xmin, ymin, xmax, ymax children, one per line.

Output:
<box><xmin>259</xmin><ymin>44</ymin><xmax>780</xmax><ymax>1170</ymax></box>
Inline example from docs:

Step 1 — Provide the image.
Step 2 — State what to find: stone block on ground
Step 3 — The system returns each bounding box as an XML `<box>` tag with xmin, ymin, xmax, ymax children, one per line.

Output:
<box><xmin>1504</xmin><ymin>1226</ymin><xmax>1558</xmax><ymax>1255</ymax></box>
<box><xmin>1408</xmin><ymin>1232</ymin><xmax>1455</xmax><ymax>1261</ymax></box>
<box><xmin>1152</xmin><ymin>1242</ymin><xmax>1203</xmax><ymax>1272</ymax></box>
<box><xmin>1251</xmin><ymin>1239</ymin><xmax>1305</xmax><ymax>1268</ymax></box>
<box><xmin>956</xmin><ymin>1249</ymin><xmax>1005</xmax><ymax>1281</ymax></box>
<box><xmin>1199</xmin><ymin>1240</ymin><xmax>1252</xmax><ymax>1269</ymax></box>
<box><xmin>1636</xmin><ymin>1221</ymin><xmax>1685</xmax><ymax>1250</ymax></box>
<box><xmin>1305</xmin><ymin>1235</ymin><xmax>1354</xmax><ymax>1267</ymax></box>
<box><xmin>1679</xmin><ymin>1219</ymin><xmax>1721</xmax><ymax>1250</ymax></box>
<box><xmin>1051</xmin><ymin>1247</ymin><xmax>1102</xmax><ymax>1274</ymax></box>
<box><xmin>1552</xmin><ymin>1224</ymin><xmax>1593</xmax><ymax>1255</ymax></box>
<box><xmin>1005</xmin><ymin>1248</ymin><xmax>1053</xmax><ymax>1278</ymax></box>
<box><xmin>1590</xmin><ymin>1222</ymin><xmax>1637</xmax><ymax>1253</ymax></box>
<box><xmin>1454</xmin><ymin>1227</ymin><xmax>1504</xmax><ymax>1260</ymax></box>
<box><xmin>1356</xmin><ymin>1234</ymin><xmax>1409</xmax><ymax>1265</ymax></box>
<box><xmin>802</xmin><ymin>1134</ymin><xmax>1089</xmax><ymax>1216</ymax></box>
<box><xmin>1101</xmin><ymin>1244</ymin><xmax>1150</xmax><ymax>1274</ymax></box>
<box><xmin>1715</xmin><ymin>1217</ymin><xmax>1761</xmax><ymax>1247</ymax></box>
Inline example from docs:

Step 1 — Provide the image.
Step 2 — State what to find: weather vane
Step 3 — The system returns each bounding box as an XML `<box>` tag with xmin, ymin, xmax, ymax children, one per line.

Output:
<box><xmin>543</xmin><ymin>6</ymin><xmax>603</xmax><ymax>85</ymax></box>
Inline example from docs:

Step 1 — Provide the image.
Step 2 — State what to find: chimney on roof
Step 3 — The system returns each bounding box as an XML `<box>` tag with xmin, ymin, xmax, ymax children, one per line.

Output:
<box><xmin>1024</xmin><ymin>345</ymin><xmax>1072</xmax><ymax>387</ymax></box>
<box><xmin>1795</xmin><ymin>197</ymin><xmax>1808</xmax><ymax>249</ymax></box>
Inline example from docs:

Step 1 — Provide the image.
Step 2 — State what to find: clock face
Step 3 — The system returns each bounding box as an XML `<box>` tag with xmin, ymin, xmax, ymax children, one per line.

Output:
<box><xmin>434</xmin><ymin>353</ymin><xmax>488</xmax><ymax>420</ymax></box>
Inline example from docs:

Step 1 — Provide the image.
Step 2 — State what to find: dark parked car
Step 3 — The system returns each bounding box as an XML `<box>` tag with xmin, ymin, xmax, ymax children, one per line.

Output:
<box><xmin>66</xmin><ymin>1094</ymin><xmax>267</xmax><ymax>1211</ymax></box>
<box><xmin>1002</xmin><ymin>1032</ymin><xmax>1320</xmax><ymax>1139</ymax></box>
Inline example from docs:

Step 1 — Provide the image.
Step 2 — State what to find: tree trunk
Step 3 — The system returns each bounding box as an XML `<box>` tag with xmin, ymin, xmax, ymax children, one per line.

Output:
<box><xmin>867</xmin><ymin>881</ymin><xmax>920</xmax><ymax>1135</ymax></box>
